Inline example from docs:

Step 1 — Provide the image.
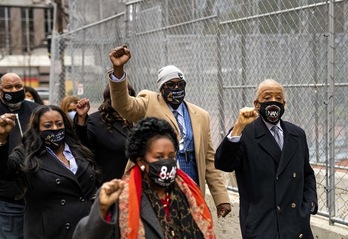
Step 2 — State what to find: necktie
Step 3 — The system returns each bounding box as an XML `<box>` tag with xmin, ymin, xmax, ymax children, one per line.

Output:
<box><xmin>271</xmin><ymin>126</ymin><xmax>283</xmax><ymax>150</ymax></box>
<box><xmin>172</xmin><ymin>110</ymin><xmax>184</xmax><ymax>139</ymax></box>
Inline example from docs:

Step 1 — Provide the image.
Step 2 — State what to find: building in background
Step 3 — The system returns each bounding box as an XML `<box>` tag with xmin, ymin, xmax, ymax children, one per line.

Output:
<box><xmin>0</xmin><ymin>0</ymin><xmax>68</xmax><ymax>91</ymax></box>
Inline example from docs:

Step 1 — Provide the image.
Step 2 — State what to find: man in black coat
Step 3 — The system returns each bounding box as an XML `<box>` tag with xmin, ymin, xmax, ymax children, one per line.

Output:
<box><xmin>0</xmin><ymin>73</ymin><xmax>39</xmax><ymax>238</ymax></box>
<box><xmin>215</xmin><ymin>79</ymin><xmax>318</xmax><ymax>239</ymax></box>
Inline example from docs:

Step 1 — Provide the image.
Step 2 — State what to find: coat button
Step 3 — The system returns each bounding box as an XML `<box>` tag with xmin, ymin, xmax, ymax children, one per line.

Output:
<box><xmin>55</xmin><ymin>178</ymin><xmax>61</xmax><ymax>184</ymax></box>
<box><xmin>293</xmin><ymin>172</ymin><xmax>297</xmax><ymax>178</ymax></box>
<box><xmin>291</xmin><ymin>203</ymin><xmax>296</xmax><ymax>208</ymax></box>
<box><xmin>276</xmin><ymin>176</ymin><xmax>279</xmax><ymax>180</ymax></box>
<box><xmin>277</xmin><ymin>206</ymin><xmax>281</xmax><ymax>211</ymax></box>
<box><xmin>65</xmin><ymin>223</ymin><xmax>71</xmax><ymax>230</ymax></box>
<box><xmin>79</xmin><ymin>197</ymin><xmax>85</xmax><ymax>202</ymax></box>
<box><xmin>89</xmin><ymin>175</ymin><xmax>94</xmax><ymax>181</ymax></box>
<box><xmin>60</xmin><ymin>199</ymin><xmax>66</xmax><ymax>206</ymax></box>
<box><xmin>299</xmin><ymin>233</ymin><xmax>303</xmax><ymax>238</ymax></box>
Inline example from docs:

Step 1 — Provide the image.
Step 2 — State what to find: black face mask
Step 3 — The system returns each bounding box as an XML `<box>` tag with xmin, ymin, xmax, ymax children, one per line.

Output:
<box><xmin>162</xmin><ymin>88</ymin><xmax>185</xmax><ymax>107</ymax></box>
<box><xmin>2</xmin><ymin>89</ymin><xmax>25</xmax><ymax>104</ymax></box>
<box><xmin>146</xmin><ymin>158</ymin><xmax>177</xmax><ymax>187</ymax></box>
<box><xmin>40</xmin><ymin>129</ymin><xmax>65</xmax><ymax>150</ymax></box>
<box><xmin>258</xmin><ymin>101</ymin><xmax>285</xmax><ymax>124</ymax></box>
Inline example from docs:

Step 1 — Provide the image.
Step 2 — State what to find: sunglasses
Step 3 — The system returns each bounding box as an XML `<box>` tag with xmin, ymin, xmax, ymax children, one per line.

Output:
<box><xmin>163</xmin><ymin>81</ymin><xmax>186</xmax><ymax>90</ymax></box>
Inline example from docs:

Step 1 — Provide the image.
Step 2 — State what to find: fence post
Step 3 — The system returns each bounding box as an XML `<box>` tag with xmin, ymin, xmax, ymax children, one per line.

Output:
<box><xmin>327</xmin><ymin>0</ymin><xmax>336</xmax><ymax>225</ymax></box>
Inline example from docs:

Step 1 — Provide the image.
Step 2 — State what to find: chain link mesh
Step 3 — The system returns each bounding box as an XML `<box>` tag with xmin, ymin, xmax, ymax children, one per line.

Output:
<box><xmin>49</xmin><ymin>0</ymin><xmax>348</xmax><ymax>225</ymax></box>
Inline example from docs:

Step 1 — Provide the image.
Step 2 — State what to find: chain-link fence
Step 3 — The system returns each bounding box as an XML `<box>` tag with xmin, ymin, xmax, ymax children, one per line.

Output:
<box><xmin>49</xmin><ymin>0</ymin><xmax>348</xmax><ymax>226</ymax></box>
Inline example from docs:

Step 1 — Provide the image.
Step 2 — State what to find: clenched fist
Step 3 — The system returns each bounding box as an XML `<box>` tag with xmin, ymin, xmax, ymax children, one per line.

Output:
<box><xmin>99</xmin><ymin>179</ymin><xmax>125</xmax><ymax>218</ymax></box>
<box><xmin>230</xmin><ymin>107</ymin><xmax>258</xmax><ymax>137</ymax></box>
<box><xmin>0</xmin><ymin>113</ymin><xmax>16</xmax><ymax>143</ymax></box>
<box><xmin>109</xmin><ymin>45</ymin><xmax>131</xmax><ymax>78</ymax></box>
<box><xmin>216</xmin><ymin>203</ymin><xmax>232</xmax><ymax>218</ymax></box>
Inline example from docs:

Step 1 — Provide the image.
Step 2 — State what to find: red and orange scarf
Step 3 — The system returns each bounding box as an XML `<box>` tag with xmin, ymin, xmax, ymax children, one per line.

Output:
<box><xmin>118</xmin><ymin>166</ymin><xmax>216</xmax><ymax>239</ymax></box>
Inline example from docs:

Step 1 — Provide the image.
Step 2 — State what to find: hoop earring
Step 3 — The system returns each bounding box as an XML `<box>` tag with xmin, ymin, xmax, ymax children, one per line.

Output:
<box><xmin>140</xmin><ymin>165</ymin><xmax>145</xmax><ymax>171</ymax></box>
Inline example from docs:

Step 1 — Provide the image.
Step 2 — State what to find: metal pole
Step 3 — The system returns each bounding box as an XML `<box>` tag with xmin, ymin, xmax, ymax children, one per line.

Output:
<box><xmin>216</xmin><ymin>9</ymin><xmax>225</xmax><ymax>141</ymax></box>
<box><xmin>57</xmin><ymin>0</ymin><xmax>66</xmax><ymax>101</ymax></box>
<box><xmin>241</xmin><ymin>3</ymin><xmax>247</xmax><ymax>105</ymax></box>
<box><xmin>25</xmin><ymin>8</ymin><xmax>31</xmax><ymax>86</ymax></box>
<box><xmin>327</xmin><ymin>0</ymin><xmax>336</xmax><ymax>225</ymax></box>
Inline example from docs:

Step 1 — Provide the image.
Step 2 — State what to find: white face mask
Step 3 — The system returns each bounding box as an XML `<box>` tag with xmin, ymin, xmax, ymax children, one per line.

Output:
<box><xmin>68</xmin><ymin>111</ymin><xmax>76</xmax><ymax>120</ymax></box>
<box><xmin>25</xmin><ymin>98</ymin><xmax>35</xmax><ymax>102</ymax></box>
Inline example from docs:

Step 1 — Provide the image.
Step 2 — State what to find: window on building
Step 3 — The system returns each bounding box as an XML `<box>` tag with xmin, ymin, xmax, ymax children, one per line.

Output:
<box><xmin>0</xmin><ymin>7</ymin><xmax>10</xmax><ymax>53</ymax></box>
<box><xmin>21</xmin><ymin>8</ymin><xmax>34</xmax><ymax>53</ymax></box>
<box><xmin>45</xmin><ymin>8</ymin><xmax>54</xmax><ymax>35</ymax></box>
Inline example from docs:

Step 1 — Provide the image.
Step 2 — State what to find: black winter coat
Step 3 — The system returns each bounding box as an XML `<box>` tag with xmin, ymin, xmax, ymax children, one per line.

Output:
<box><xmin>0</xmin><ymin>144</ymin><xmax>97</xmax><ymax>239</ymax></box>
<box><xmin>74</xmin><ymin>111</ymin><xmax>130</xmax><ymax>184</ymax></box>
<box><xmin>0</xmin><ymin>100</ymin><xmax>39</xmax><ymax>201</ymax></box>
<box><xmin>215</xmin><ymin>118</ymin><xmax>318</xmax><ymax>239</ymax></box>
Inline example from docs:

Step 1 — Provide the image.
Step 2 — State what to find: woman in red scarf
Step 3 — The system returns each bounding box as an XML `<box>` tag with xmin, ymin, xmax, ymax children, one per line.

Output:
<box><xmin>73</xmin><ymin>117</ymin><xmax>216</xmax><ymax>239</ymax></box>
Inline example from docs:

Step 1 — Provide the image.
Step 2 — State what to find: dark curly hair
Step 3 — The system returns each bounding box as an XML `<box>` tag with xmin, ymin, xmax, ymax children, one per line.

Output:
<box><xmin>126</xmin><ymin>117</ymin><xmax>179</xmax><ymax>163</ymax></box>
<box><xmin>98</xmin><ymin>83</ymin><xmax>135</xmax><ymax>130</ymax></box>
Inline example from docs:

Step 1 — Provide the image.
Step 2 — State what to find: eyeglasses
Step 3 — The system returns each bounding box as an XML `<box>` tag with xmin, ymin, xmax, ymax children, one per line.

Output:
<box><xmin>163</xmin><ymin>81</ymin><xmax>186</xmax><ymax>90</ymax></box>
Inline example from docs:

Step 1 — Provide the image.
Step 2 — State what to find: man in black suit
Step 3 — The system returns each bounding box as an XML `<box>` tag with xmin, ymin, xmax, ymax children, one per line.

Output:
<box><xmin>215</xmin><ymin>79</ymin><xmax>318</xmax><ymax>239</ymax></box>
<box><xmin>0</xmin><ymin>73</ymin><xmax>39</xmax><ymax>238</ymax></box>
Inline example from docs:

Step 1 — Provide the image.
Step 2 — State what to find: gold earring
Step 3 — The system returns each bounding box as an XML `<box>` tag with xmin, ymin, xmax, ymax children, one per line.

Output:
<box><xmin>140</xmin><ymin>165</ymin><xmax>145</xmax><ymax>171</ymax></box>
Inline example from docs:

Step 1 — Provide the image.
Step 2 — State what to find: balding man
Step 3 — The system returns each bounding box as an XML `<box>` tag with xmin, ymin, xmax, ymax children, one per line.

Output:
<box><xmin>215</xmin><ymin>79</ymin><xmax>318</xmax><ymax>239</ymax></box>
<box><xmin>0</xmin><ymin>73</ymin><xmax>39</xmax><ymax>238</ymax></box>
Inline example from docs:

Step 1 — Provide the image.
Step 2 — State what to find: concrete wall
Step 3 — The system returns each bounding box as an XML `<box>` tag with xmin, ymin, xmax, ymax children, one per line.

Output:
<box><xmin>205</xmin><ymin>189</ymin><xmax>348</xmax><ymax>239</ymax></box>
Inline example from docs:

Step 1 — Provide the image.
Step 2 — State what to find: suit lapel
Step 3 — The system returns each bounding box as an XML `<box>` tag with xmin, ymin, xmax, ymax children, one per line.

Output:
<box><xmin>186</xmin><ymin>103</ymin><xmax>200</xmax><ymax>151</ymax></box>
<box><xmin>75</xmin><ymin>156</ymin><xmax>89</xmax><ymax>177</ymax></box>
<box><xmin>255</xmin><ymin>118</ymin><xmax>282</xmax><ymax>163</ymax></box>
<box><xmin>159</xmin><ymin>95</ymin><xmax>181</xmax><ymax>138</ymax></box>
<box><xmin>111</xmin><ymin>121</ymin><xmax>128</xmax><ymax>138</ymax></box>
<box><xmin>255</xmin><ymin>119</ymin><xmax>300</xmax><ymax>174</ymax></box>
<box><xmin>140</xmin><ymin>194</ymin><xmax>164</xmax><ymax>238</ymax></box>
<box><xmin>40</xmin><ymin>150</ymin><xmax>90</xmax><ymax>187</ymax></box>
<box><xmin>276</xmin><ymin>123</ymin><xmax>298</xmax><ymax>176</ymax></box>
<box><xmin>41</xmin><ymin>152</ymin><xmax>78</xmax><ymax>183</ymax></box>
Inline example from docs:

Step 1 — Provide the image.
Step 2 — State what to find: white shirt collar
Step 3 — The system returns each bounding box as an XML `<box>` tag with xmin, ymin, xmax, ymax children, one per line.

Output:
<box><xmin>168</xmin><ymin>103</ymin><xmax>184</xmax><ymax>116</ymax></box>
<box><xmin>263</xmin><ymin>120</ymin><xmax>282</xmax><ymax>132</ymax></box>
